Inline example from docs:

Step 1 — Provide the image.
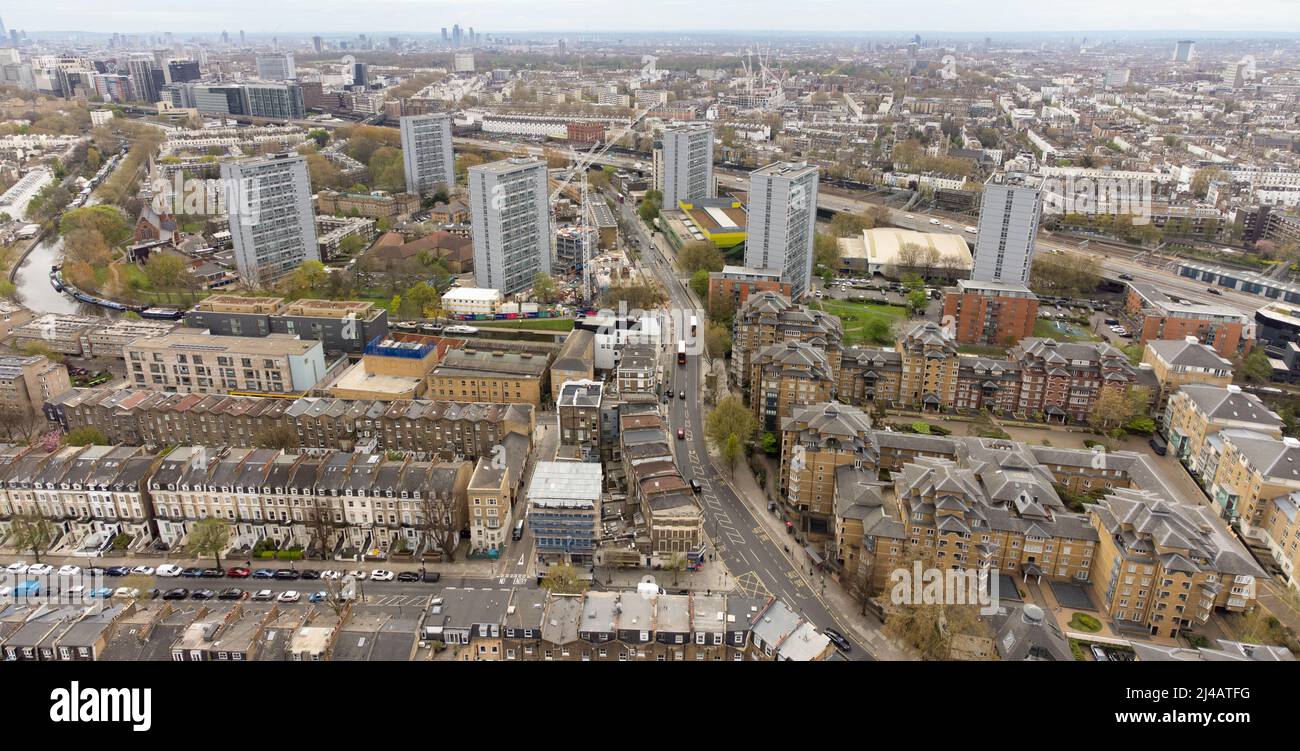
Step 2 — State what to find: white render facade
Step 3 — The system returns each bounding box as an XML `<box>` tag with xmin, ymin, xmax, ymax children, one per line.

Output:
<box><xmin>400</xmin><ymin>113</ymin><xmax>455</xmax><ymax>197</ymax></box>
<box><xmin>222</xmin><ymin>154</ymin><xmax>320</xmax><ymax>288</ymax></box>
<box><xmin>469</xmin><ymin>157</ymin><xmax>552</xmax><ymax>297</ymax></box>
<box><xmin>746</xmin><ymin>162</ymin><xmax>819</xmax><ymax>300</ymax></box>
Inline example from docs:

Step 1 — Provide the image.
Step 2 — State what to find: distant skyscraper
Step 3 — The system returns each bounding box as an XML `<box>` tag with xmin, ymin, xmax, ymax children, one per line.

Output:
<box><xmin>661</xmin><ymin>123</ymin><xmax>714</xmax><ymax>209</ymax></box>
<box><xmin>312</xmin><ymin>36</ymin><xmax>322</xmax><ymax>53</ymax></box>
<box><xmin>221</xmin><ymin>30</ymin><xmax>229</xmax><ymax>44</ymax></box>
<box><xmin>256</xmin><ymin>52</ymin><xmax>296</xmax><ymax>81</ymax></box>
<box><xmin>558</xmin><ymin>38</ymin><xmax>566</xmax><ymax>56</ymax></box>
<box><xmin>127</xmin><ymin>56</ymin><xmax>161</xmax><ymax>104</ymax></box>
<box><xmin>441</xmin><ymin>28</ymin><xmax>449</xmax><ymax>44</ymax></box>
<box><xmin>452</xmin><ymin>24</ymin><xmax>462</xmax><ymax>47</ymax></box>
<box><xmin>353</xmin><ymin>62</ymin><xmax>368</xmax><ymax>86</ymax></box>
<box><xmin>389</xmin><ymin>36</ymin><xmax>400</xmax><ymax>50</ymax></box>
<box><xmin>400</xmin><ymin>113</ymin><xmax>455</xmax><ymax>196</ymax></box>
<box><xmin>469</xmin><ymin>157</ymin><xmax>552</xmax><ymax>296</ymax></box>
<box><xmin>1173</xmin><ymin>40</ymin><xmax>1195</xmax><ymax>63</ymax></box>
<box><xmin>222</xmin><ymin>153</ymin><xmax>319</xmax><ymax>288</ymax></box>
<box><xmin>746</xmin><ymin>162</ymin><xmax>820</xmax><ymax>300</ymax></box>
<box><xmin>971</xmin><ymin>176</ymin><xmax>1042</xmax><ymax>286</ymax></box>
<box><xmin>239</xmin><ymin>30</ymin><xmax>245</xmax><ymax>46</ymax></box>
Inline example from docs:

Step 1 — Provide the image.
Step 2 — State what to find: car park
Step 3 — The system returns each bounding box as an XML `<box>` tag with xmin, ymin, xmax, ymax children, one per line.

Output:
<box><xmin>226</xmin><ymin>567</ymin><xmax>251</xmax><ymax>578</ymax></box>
<box><xmin>162</xmin><ymin>588</ymin><xmax>189</xmax><ymax>600</ymax></box>
<box><xmin>156</xmin><ymin>564</ymin><xmax>183</xmax><ymax>578</ymax></box>
<box><xmin>370</xmin><ymin>570</ymin><xmax>395</xmax><ymax>582</ymax></box>
<box><xmin>252</xmin><ymin>589</ymin><xmax>274</xmax><ymax>601</ymax></box>
<box><xmin>277</xmin><ymin>590</ymin><xmax>301</xmax><ymax>603</ymax></box>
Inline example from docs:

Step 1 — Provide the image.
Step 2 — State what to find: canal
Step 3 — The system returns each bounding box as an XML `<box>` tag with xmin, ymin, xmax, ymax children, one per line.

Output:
<box><xmin>11</xmin><ymin>233</ymin><xmax>101</xmax><ymax>316</ymax></box>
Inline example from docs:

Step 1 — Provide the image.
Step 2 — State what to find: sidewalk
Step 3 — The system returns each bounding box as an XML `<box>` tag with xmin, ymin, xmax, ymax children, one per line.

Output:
<box><xmin>595</xmin><ymin>556</ymin><xmax>733</xmax><ymax>594</ymax></box>
<box><xmin>0</xmin><ymin>549</ymin><xmax>503</xmax><ymax>579</ymax></box>
<box><xmin>711</xmin><ymin>443</ymin><xmax>913</xmax><ymax>660</ymax></box>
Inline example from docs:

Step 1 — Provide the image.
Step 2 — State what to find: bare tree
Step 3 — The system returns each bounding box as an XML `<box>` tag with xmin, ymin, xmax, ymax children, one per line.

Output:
<box><xmin>10</xmin><ymin>511</ymin><xmax>56</xmax><ymax>563</ymax></box>
<box><xmin>417</xmin><ymin>492</ymin><xmax>461</xmax><ymax>563</ymax></box>
<box><xmin>308</xmin><ymin>499</ymin><xmax>340</xmax><ymax>561</ymax></box>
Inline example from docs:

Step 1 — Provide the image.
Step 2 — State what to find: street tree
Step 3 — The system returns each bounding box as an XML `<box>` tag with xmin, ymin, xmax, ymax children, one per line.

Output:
<box><xmin>664</xmin><ymin>553</ymin><xmax>688</xmax><ymax>586</ymax></box>
<box><xmin>10</xmin><ymin>511</ymin><xmax>56</xmax><ymax>563</ymax></box>
<box><xmin>705</xmin><ymin>395</ymin><xmax>757</xmax><ymax>477</ymax></box>
<box><xmin>189</xmin><ymin>518</ymin><xmax>231</xmax><ymax>571</ymax></box>
<box><xmin>541</xmin><ymin>563</ymin><xmax>589</xmax><ymax>594</ymax></box>
<box><xmin>678</xmin><ymin>241</ymin><xmax>724</xmax><ymax>273</ymax></box>
<box><xmin>417</xmin><ymin>492</ymin><xmax>461</xmax><ymax>562</ymax></box>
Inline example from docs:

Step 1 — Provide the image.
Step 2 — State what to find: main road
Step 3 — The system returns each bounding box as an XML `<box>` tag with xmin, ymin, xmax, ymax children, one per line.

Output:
<box><xmin>616</xmin><ymin>199</ymin><xmax>874</xmax><ymax>660</ymax></box>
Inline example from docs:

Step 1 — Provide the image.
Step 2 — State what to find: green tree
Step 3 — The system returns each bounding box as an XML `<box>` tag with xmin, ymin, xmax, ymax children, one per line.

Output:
<box><xmin>532</xmin><ymin>272</ymin><xmax>559</xmax><ymax>303</ymax></box>
<box><xmin>1239</xmin><ymin>349</ymin><xmax>1274</xmax><ymax>384</ymax></box>
<box><xmin>814</xmin><ymin>232</ymin><xmax>841</xmax><ymax>276</ymax></box>
<box><xmin>10</xmin><ymin>511</ymin><xmax>56</xmax><ymax>563</ymax></box>
<box><xmin>704</xmin><ymin>322</ymin><xmax>731</xmax><ymax>358</ymax></box>
<box><xmin>1088</xmin><ymin>386</ymin><xmax>1150</xmax><ymax>439</ymax></box>
<box><xmin>290</xmin><ymin>260</ymin><xmax>328</xmax><ymax>292</ymax></box>
<box><xmin>189</xmin><ymin>517</ymin><xmax>231</xmax><ymax>571</ymax></box>
<box><xmin>705</xmin><ymin>395</ymin><xmax>757</xmax><ymax>476</ymax></box>
<box><xmin>143</xmin><ymin>253</ymin><xmax>193</xmax><ymax>290</ymax></box>
<box><xmin>254</xmin><ymin>424</ymin><xmax>300</xmax><ymax>450</ymax></box>
<box><xmin>541</xmin><ymin>563</ymin><xmax>589</xmax><ymax>594</ymax></box>
<box><xmin>308</xmin><ymin>128</ymin><xmax>330</xmax><ymax>147</ymax></box>
<box><xmin>66</xmin><ymin>426</ymin><xmax>109</xmax><ymax>446</ymax></box>
<box><xmin>59</xmin><ymin>205</ymin><xmax>131</xmax><ymax>246</ymax></box>
<box><xmin>863</xmin><ymin>316</ymin><xmax>894</xmax><ymax>345</ymax></box>
<box><xmin>678</xmin><ymin>240</ymin><xmax>724</xmax><ymax>273</ymax></box>
<box><xmin>906</xmin><ymin>289</ymin><xmax>929</xmax><ymax>315</ymax></box>
<box><xmin>690</xmin><ymin>269</ymin><xmax>710</xmax><ymax>299</ymax></box>
<box><xmin>760</xmin><ymin>431</ymin><xmax>779</xmax><ymax>456</ymax></box>
<box><xmin>368</xmin><ymin>146</ymin><xmax>406</xmax><ymax>192</ymax></box>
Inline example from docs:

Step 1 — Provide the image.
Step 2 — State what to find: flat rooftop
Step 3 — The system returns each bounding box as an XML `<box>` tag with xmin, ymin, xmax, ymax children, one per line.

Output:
<box><xmin>127</xmin><ymin>329</ymin><xmax>322</xmax><ymax>357</ymax></box>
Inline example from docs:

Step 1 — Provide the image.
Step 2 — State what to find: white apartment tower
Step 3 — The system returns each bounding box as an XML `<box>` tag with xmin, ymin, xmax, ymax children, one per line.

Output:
<box><xmin>399</xmin><ymin>113</ymin><xmax>455</xmax><ymax>196</ymax></box>
<box><xmin>746</xmin><ymin>162</ymin><xmax>820</xmax><ymax>300</ymax></box>
<box><xmin>1172</xmin><ymin>40</ymin><xmax>1195</xmax><ymax>63</ymax></box>
<box><xmin>469</xmin><ymin>157</ymin><xmax>552</xmax><ymax>297</ymax></box>
<box><xmin>970</xmin><ymin>176</ymin><xmax>1042</xmax><ymax>286</ymax></box>
<box><xmin>661</xmin><ymin>123</ymin><xmax>714</xmax><ymax>209</ymax></box>
<box><xmin>255</xmin><ymin>52</ymin><xmax>297</xmax><ymax>81</ymax></box>
<box><xmin>221</xmin><ymin>153</ymin><xmax>319</xmax><ymax>288</ymax></box>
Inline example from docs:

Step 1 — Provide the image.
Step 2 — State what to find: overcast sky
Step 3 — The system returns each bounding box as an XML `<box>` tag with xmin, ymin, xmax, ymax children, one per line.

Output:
<box><xmin>5</xmin><ymin>0</ymin><xmax>1300</xmax><ymax>35</ymax></box>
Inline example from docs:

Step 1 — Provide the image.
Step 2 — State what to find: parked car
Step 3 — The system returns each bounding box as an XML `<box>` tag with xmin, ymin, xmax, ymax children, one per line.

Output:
<box><xmin>273</xmin><ymin>569</ymin><xmax>300</xmax><ymax>580</ymax></box>
<box><xmin>251</xmin><ymin>568</ymin><xmax>276</xmax><ymax>579</ymax></box>
<box><xmin>180</xmin><ymin>567</ymin><xmax>205</xmax><ymax>578</ymax></box>
<box><xmin>397</xmin><ymin>571</ymin><xmax>421</xmax><ymax>582</ymax></box>
<box><xmin>27</xmin><ymin>563</ymin><xmax>53</xmax><ymax>576</ymax></box>
<box><xmin>1149</xmin><ymin>436</ymin><xmax>1168</xmax><ymax>456</ymax></box>
<box><xmin>299</xmin><ymin>569</ymin><xmax>321</xmax><ymax>580</ymax></box>
<box><xmin>218</xmin><ymin>588</ymin><xmax>245</xmax><ymax>601</ymax></box>
<box><xmin>162</xmin><ymin>588</ymin><xmax>190</xmax><ymax>600</ymax></box>
<box><xmin>1118</xmin><ymin>273</ymin><xmax>1133</xmax><ymax>281</ymax></box>
<box><xmin>690</xmin><ymin>479</ymin><xmax>703</xmax><ymax>493</ymax></box>
<box><xmin>824</xmin><ymin>628</ymin><xmax>852</xmax><ymax>652</ymax></box>
<box><xmin>201</xmin><ymin>568</ymin><xmax>225</xmax><ymax>578</ymax></box>
<box><xmin>319</xmin><ymin>570</ymin><xmax>341</xmax><ymax>580</ymax></box>
<box><xmin>276</xmin><ymin>590</ymin><xmax>301</xmax><ymax>603</ymax></box>
<box><xmin>57</xmin><ymin>565</ymin><xmax>82</xmax><ymax>578</ymax></box>
<box><xmin>191</xmin><ymin>589</ymin><xmax>216</xmax><ymax>600</ymax></box>
<box><xmin>1206</xmin><ymin>287</ymin><xmax>1222</xmax><ymax>295</ymax></box>
<box><xmin>421</xmin><ymin>571</ymin><xmax>441</xmax><ymax>583</ymax></box>
<box><xmin>665</xmin><ymin>389</ymin><xmax>673</xmax><ymax>398</ymax></box>
<box><xmin>370</xmin><ymin>570</ymin><xmax>395</xmax><ymax>582</ymax></box>
<box><xmin>90</xmin><ymin>587</ymin><xmax>114</xmax><ymax>599</ymax></box>
<box><xmin>104</xmin><ymin>566</ymin><xmax>130</xmax><ymax>577</ymax></box>
<box><xmin>251</xmin><ymin>589</ymin><xmax>274</xmax><ymax>601</ymax></box>
<box><xmin>156</xmin><ymin>564</ymin><xmax>184</xmax><ymax>578</ymax></box>
<box><xmin>308</xmin><ymin>591</ymin><xmax>327</xmax><ymax>603</ymax></box>
<box><xmin>347</xmin><ymin>570</ymin><xmax>368</xmax><ymax>581</ymax></box>
<box><xmin>113</xmin><ymin>587</ymin><xmax>140</xmax><ymax>599</ymax></box>
<box><xmin>226</xmin><ymin>567</ymin><xmax>251</xmax><ymax>578</ymax></box>
<box><xmin>4</xmin><ymin>561</ymin><xmax>27</xmax><ymax>575</ymax></box>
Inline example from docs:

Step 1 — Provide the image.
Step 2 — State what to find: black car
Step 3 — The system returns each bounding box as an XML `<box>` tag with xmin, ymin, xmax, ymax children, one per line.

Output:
<box><xmin>421</xmin><ymin>571</ymin><xmax>441</xmax><ymax>583</ymax></box>
<box><xmin>218</xmin><ymin>588</ymin><xmax>244</xmax><ymax>601</ymax></box>
<box><xmin>1118</xmin><ymin>273</ymin><xmax>1133</xmax><ymax>281</ymax></box>
<box><xmin>181</xmin><ymin>567</ymin><xmax>205</xmax><ymax>578</ymax></box>
<box><xmin>162</xmin><ymin>588</ymin><xmax>190</xmax><ymax>600</ymax></box>
<box><xmin>273</xmin><ymin>569</ymin><xmax>300</xmax><ymax>580</ymax></box>
<box><xmin>824</xmin><ymin>628</ymin><xmax>852</xmax><ymax>652</ymax></box>
<box><xmin>689</xmin><ymin>479</ymin><xmax>703</xmax><ymax>493</ymax></box>
<box><xmin>200</xmin><ymin>568</ymin><xmax>225</xmax><ymax>578</ymax></box>
<box><xmin>191</xmin><ymin>589</ymin><xmax>216</xmax><ymax>600</ymax></box>
<box><xmin>299</xmin><ymin>569</ymin><xmax>322</xmax><ymax>580</ymax></box>
<box><xmin>397</xmin><ymin>571</ymin><xmax>421</xmax><ymax>582</ymax></box>
<box><xmin>104</xmin><ymin>566</ymin><xmax>130</xmax><ymax>577</ymax></box>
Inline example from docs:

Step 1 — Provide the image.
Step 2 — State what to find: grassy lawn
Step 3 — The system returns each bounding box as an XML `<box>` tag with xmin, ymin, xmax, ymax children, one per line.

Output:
<box><xmin>1033</xmin><ymin>318</ymin><xmax>1100</xmax><ymax>342</ymax></box>
<box><xmin>810</xmin><ymin>299</ymin><xmax>910</xmax><ymax>346</ymax></box>
<box><xmin>957</xmin><ymin>343</ymin><xmax>1009</xmax><ymax>357</ymax></box>
<box><xmin>473</xmin><ymin>318</ymin><xmax>576</xmax><ymax>332</ymax></box>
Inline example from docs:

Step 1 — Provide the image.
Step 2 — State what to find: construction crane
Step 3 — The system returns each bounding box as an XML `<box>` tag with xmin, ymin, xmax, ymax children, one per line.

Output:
<box><xmin>548</xmin><ymin>104</ymin><xmax>656</xmax><ymax>302</ymax></box>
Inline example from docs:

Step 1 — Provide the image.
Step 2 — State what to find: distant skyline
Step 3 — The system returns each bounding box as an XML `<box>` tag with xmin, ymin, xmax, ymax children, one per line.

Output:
<box><xmin>4</xmin><ymin>0</ymin><xmax>1300</xmax><ymax>35</ymax></box>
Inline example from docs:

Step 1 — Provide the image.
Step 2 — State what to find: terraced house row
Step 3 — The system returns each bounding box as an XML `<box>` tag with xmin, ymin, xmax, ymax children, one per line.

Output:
<box><xmin>430</xmin><ymin>587</ymin><xmax>834</xmax><ymax>661</ymax></box>
<box><xmin>775</xmin><ymin>400</ymin><xmax>1264</xmax><ymax>637</ymax></box>
<box><xmin>44</xmin><ymin>387</ymin><xmax>534</xmax><ymax>461</ymax></box>
<box><xmin>732</xmin><ymin>293</ymin><xmax>1143</xmax><ymax>426</ymax></box>
<box><xmin>0</xmin><ymin>439</ymin><xmax>530</xmax><ymax>560</ymax></box>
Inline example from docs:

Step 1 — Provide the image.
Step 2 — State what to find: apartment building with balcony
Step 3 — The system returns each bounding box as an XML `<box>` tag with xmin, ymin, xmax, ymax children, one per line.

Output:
<box><xmin>779</xmin><ymin>401</ymin><xmax>878</xmax><ymax>540</ymax></box>
<box><xmin>1141</xmin><ymin>338</ymin><xmax>1234</xmax><ymax>414</ymax></box>
<box><xmin>750</xmin><ymin>341</ymin><xmax>835</xmax><ymax>435</ymax></box>
<box><xmin>730</xmin><ymin>291</ymin><xmax>843</xmax><ymax>398</ymax></box>
<box><xmin>125</xmin><ymin>330</ymin><xmax>326</xmax><ymax>395</ymax></box>
<box><xmin>1163</xmin><ymin>384</ymin><xmax>1284</xmax><ymax>482</ymax></box>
